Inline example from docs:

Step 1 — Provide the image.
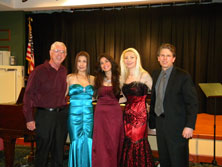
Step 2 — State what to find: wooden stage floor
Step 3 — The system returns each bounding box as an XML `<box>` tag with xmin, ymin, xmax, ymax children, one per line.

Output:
<box><xmin>10</xmin><ymin>113</ymin><xmax>222</xmax><ymax>165</ymax></box>
<box><xmin>193</xmin><ymin>113</ymin><xmax>222</xmax><ymax>140</ymax></box>
<box><xmin>15</xmin><ymin>113</ymin><xmax>222</xmax><ymax>145</ymax></box>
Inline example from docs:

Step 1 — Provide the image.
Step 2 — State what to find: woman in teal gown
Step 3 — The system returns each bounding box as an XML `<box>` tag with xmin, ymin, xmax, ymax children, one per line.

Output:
<box><xmin>66</xmin><ymin>51</ymin><xmax>94</xmax><ymax>167</ymax></box>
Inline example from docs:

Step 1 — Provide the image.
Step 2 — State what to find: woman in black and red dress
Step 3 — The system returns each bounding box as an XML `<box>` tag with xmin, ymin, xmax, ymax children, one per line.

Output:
<box><xmin>120</xmin><ymin>48</ymin><xmax>154</xmax><ymax>167</ymax></box>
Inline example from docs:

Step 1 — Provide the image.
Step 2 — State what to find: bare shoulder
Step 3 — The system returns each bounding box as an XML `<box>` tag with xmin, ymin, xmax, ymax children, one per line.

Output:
<box><xmin>141</xmin><ymin>71</ymin><xmax>152</xmax><ymax>80</ymax></box>
<box><xmin>89</xmin><ymin>75</ymin><xmax>95</xmax><ymax>85</ymax></box>
<box><xmin>140</xmin><ymin>71</ymin><xmax>152</xmax><ymax>89</ymax></box>
<box><xmin>67</xmin><ymin>73</ymin><xmax>76</xmax><ymax>82</ymax></box>
<box><xmin>89</xmin><ymin>75</ymin><xmax>95</xmax><ymax>80</ymax></box>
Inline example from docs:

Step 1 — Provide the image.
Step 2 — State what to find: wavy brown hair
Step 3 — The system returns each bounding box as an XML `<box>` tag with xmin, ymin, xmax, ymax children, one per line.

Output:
<box><xmin>94</xmin><ymin>53</ymin><xmax>120</xmax><ymax>99</ymax></box>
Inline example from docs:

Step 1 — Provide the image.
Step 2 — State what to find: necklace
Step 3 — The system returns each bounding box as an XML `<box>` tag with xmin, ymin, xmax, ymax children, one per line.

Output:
<box><xmin>104</xmin><ymin>77</ymin><xmax>111</xmax><ymax>83</ymax></box>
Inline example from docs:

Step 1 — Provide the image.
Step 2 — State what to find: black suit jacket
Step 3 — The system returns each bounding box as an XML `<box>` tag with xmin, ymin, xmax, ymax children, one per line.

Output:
<box><xmin>149</xmin><ymin>66</ymin><xmax>198</xmax><ymax>135</ymax></box>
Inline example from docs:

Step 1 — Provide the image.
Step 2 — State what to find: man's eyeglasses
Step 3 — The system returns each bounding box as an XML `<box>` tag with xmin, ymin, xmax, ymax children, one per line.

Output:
<box><xmin>53</xmin><ymin>49</ymin><xmax>66</xmax><ymax>54</ymax></box>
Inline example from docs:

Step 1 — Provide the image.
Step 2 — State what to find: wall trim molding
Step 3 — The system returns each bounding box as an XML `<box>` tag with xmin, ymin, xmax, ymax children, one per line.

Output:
<box><xmin>0</xmin><ymin>29</ymin><xmax>11</xmax><ymax>41</ymax></box>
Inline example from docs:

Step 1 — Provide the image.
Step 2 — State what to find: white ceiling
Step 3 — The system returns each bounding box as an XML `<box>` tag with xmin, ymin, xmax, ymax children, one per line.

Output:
<box><xmin>0</xmin><ymin>0</ymin><xmax>203</xmax><ymax>11</ymax></box>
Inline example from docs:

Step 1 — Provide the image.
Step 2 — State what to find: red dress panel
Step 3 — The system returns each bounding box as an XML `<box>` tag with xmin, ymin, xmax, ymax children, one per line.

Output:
<box><xmin>120</xmin><ymin>82</ymin><xmax>154</xmax><ymax>167</ymax></box>
<box><xmin>92</xmin><ymin>86</ymin><xmax>124</xmax><ymax>167</ymax></box>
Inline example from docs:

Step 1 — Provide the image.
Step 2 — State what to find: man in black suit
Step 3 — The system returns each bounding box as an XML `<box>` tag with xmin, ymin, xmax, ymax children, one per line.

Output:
<box><xmin>149</xmin><ymin>43</ymin><xmax>198</xmax><ymax>167</ymax></box>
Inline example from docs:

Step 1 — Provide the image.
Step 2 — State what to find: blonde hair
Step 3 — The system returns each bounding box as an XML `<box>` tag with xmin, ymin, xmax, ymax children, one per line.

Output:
<box><xmin>120</xmin><ymin>48</ymin><xmax>145</xmax><ymax>84</ymax></box>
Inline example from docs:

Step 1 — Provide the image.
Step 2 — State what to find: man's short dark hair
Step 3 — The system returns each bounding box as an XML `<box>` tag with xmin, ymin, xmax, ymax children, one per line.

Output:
<box><xmin>157</xmin><ymin>43</ymin><xmax>176</xmax><ymax>57</ymax></box>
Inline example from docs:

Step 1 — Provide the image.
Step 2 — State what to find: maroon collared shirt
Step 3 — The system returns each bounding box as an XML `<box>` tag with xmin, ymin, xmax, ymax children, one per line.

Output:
<box><xmin>23</xmin><ymin>61</ymin><xmax>67</xmax><ymax>122</ymax></box>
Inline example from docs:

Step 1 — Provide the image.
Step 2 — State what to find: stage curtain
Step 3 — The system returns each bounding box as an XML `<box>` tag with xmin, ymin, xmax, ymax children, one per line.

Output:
<box><xmin>26</xmin><ymin>4</ymin><xmax>222</xmax><ymax>114</ymax></box>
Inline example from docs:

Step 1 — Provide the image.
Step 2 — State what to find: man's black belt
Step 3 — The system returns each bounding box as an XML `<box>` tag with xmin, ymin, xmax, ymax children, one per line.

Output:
<box><xmin>37</xmin><ymin>106</ymin><xmax>66</xmax><ymax>112</ymax></box>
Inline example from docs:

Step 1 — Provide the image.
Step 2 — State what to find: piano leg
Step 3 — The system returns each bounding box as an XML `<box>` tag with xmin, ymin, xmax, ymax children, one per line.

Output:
<box><xmin>28</xmin><ymin>140</ymin><xmax>35</xmax><ymax>162</ymax></box>
<box><xmin>3</xmin><ymin>137</ymin><xmax>16</xmax><ymax>167</ymax></box>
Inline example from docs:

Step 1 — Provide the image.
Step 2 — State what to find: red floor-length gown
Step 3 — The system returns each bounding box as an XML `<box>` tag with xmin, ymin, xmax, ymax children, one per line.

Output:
<box><xmin>92</xmin><ymin>86</ymin><xmax>124</xmax><ymax>167</ymax></box>
<box><xmin>120</xmin><ymin>82</ymin><xmax>154</xmax><ymax>167</ymax></box>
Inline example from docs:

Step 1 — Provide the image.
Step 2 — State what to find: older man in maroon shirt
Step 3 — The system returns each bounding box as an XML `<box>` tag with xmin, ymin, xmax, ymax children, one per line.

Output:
<box><xmin>23</xmin><ymin>41</ymin><xmax>68</xmax><ymax>167</ymax></box>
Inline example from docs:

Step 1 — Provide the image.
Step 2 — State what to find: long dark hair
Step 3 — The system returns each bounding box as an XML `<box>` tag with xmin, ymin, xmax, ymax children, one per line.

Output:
<box><xmin>94</xmin><ymin>53</ymin><xmax>120</xmax><ymax>99</ymax></box>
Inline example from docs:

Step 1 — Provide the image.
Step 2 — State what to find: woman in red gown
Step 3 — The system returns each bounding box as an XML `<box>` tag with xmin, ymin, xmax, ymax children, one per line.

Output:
<box><xmin>92</xmin><ymin>54</ymin><xmax>124</xmax><ymax>167</ymax></box>
<box><xmin>120</xmin><ymin>48</ymin><xmax>154</xmax><ymax>167</ymax></box>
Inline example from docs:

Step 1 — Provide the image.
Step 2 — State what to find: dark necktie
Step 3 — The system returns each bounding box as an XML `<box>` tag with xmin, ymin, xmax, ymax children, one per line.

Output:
<box><xmin>155</xmin><ymin>72</ymin><xmax>166</xmax><ymax>116</ymax></box>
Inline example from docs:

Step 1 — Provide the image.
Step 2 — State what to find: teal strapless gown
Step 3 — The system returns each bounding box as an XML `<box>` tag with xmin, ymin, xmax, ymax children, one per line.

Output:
<box><xmin>68</xmin><ymin>84</ymin><xmax>94</xmax><ymax>167</ymax></box>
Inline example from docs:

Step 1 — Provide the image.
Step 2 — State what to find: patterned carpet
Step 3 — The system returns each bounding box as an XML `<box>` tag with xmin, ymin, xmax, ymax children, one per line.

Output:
<box><xmin>0</xmin><ymin>146</ymin><xmax>221</xmax><ymax>167</ymax></box>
